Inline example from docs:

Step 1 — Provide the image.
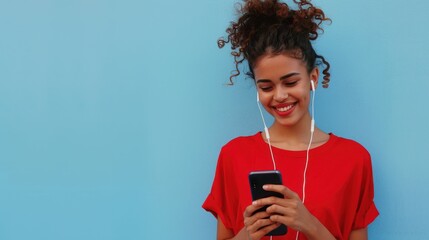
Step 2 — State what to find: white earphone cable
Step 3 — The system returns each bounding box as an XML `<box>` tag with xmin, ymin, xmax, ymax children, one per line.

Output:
<box><xmin>295</xmin><ymin>81</ymin><xmax>316</xmax><ymax>240</ymax></box>
<box><xmin>302</xmin><ymin>82</ymin><xmax>315</xmax><ymax>204</ymax></box>
<box><xmin>257</xmin><ymin>93</ymin><xmax>276</xmax><ymax>170</ymax></box>
<box><xmin>257</xmin><ymin>81</ymin><xmax>315</xmax><ymax>240</ymax></box>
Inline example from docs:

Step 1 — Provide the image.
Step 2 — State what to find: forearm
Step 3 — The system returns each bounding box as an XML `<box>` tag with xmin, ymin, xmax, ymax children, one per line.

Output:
<box><xmin>232</xmin><ymin>228</ymin><xmax>249</xmax><ymax>240</ymax></box>
<box><xmin>218</xmin><ymin>228</ymin><xmax>248</xmax><ymax>240</ymax></box>
<box><xmin>217</xmin><ymin>221</ymin><xmax>248</xmax><ymax>240</ymax></box>
<box><xmin>303</xmin><ymin>215</ymin><xmax>336</xmax><ymax>240</ymax></box>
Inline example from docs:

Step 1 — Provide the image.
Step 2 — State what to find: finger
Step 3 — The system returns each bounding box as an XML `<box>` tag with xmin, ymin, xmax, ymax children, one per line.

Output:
<box><xmin>244</xmin><ymin>203</ymin><xmax>265</xmax><ymax>218</ymax></box>
<box><xmin>252</xmin><ymin>195</ymin><xmax>285</xmax><ymax>208</ymax></box>
<box><xmin>244</xmin><ymin>210</ymin><xmax>271</xmax><ymax>227</ymax></box>
<box><xmin>250</xmin><ymin>223</ymin><xmax>282</xmax><ymax>240</ymax></box>
<box><xmin>246</xmin><ymin>217</ymin><xmax>276</xmax><ymax>233</ymax></box>
<box><xmin>266</xmin><ymin>200</ymin><xmax>300</xmax><ymax>215</ymax></box>
<box><xmin>263</xmin><ymin>184</ymin><xmax>300</xmax><ymax>200</ymax></box>
<box><xmin>269</xmin><ymin>215</ymin><xmax>302</xmax><ymax>232</ymax></box>
<box><xmin>270</xmin><ymin>215</ymin><xmax>295</xmax><ymax>227</ymax></box>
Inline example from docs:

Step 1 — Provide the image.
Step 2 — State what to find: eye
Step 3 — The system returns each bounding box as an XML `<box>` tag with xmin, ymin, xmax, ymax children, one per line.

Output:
<box><xmin>258</xmin><ymin>85</ymin><xmax>272</xmax><ymax>91</ymax></box>
<box><xmin>284</xmin><ymin>81</ymin><xmax>298</xmax><ymax>87</ymax></box>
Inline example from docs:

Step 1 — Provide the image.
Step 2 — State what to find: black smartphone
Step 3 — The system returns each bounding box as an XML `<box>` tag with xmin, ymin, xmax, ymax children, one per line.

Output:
<box><xmin>248</xmin><ymin>170</ymin><xmax>287</xmax><ymax>236</ymax></box>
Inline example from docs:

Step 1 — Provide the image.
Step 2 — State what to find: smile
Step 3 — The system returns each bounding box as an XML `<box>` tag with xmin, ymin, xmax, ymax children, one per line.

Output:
<box><xmin>276</xmin><ymin>105</ymin><xmax>294</xmax><ymax>112</ymax></box>
<box><xmin>273</xmin><ymin>103</ymin><xmax>296</xmax><ymax>116</ymax></box>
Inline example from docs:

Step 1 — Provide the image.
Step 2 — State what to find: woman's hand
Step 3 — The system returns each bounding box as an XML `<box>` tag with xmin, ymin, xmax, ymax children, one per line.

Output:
<box><xmin>252</xmin><ymin>184</ymin><xmax>316</xmax><ymax>234</ymax></box>
<box><xmin>242</xmin><ymin>185</ymin><xmax>335</xmax><ymax>240</ymax></box>
<box><xmin>251</xmin><ymin>185</ymin><xmax>336</xmax><ymax>240</ymax></box>
<box><xmin>242</xmin><ymin>201</ymin><xmax>282</xmax><ymax>240</ymax></box>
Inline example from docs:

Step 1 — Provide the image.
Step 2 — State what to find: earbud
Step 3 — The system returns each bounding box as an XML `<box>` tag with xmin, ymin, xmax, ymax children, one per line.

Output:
<box><xmin>310</xmin><ymin>80</ymin><xmax>315</xmax><ymax>92</ymax></box>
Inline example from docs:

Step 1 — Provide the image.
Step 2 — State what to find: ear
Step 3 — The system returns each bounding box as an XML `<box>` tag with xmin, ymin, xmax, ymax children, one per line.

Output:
<box><xmin>310</xmin><ymin>67</ymin><xmax>320</xmax><ymax>90</ymax></box>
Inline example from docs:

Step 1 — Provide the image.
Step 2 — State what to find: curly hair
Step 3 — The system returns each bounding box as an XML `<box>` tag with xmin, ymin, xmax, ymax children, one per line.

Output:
<box><xmin>219</xmin><ymin>0</ymin><xmax>332</xmax><ymax>88</ymax></box>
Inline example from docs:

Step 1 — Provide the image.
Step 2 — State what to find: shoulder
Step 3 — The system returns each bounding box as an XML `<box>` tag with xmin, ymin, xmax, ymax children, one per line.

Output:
<box><xmin>216</xmin><ymin>132</ymin><xmax>262</xmax><ymax>167</ymax></box>
<box><xmin>221</xmin><ymin>132</ymin><xmax>262</xmax><ymax>153</ymax></box>
<box><xmin>328</xmin><ymin>134</ymin><xmax>372</xmax><ymax>166</ymax></box>
<box><xmin>331</xmin><ymin>134</ymin><xmax>369</xmax><ymax>155</ymax></box>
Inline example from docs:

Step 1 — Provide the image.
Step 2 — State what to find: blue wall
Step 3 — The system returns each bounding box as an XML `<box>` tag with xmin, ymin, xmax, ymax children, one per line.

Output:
<box><xmin>0</xmin><ymin>0</ymin><xmax>428</xmax><ymax>239</ymax></box>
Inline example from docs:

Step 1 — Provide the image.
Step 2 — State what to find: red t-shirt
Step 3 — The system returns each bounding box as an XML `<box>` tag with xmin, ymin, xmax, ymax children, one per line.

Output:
<box><xmin>203</xmin><ymin>132</ymin><xmax>379</xmax><ymax>239</ymax></box>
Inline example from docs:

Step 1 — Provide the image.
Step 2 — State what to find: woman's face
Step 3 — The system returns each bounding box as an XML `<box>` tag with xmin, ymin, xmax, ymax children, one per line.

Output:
<box><xmin>253</xmin><ymin>53</ymin><xmax>319</xmax><ymax>128</ymax></box>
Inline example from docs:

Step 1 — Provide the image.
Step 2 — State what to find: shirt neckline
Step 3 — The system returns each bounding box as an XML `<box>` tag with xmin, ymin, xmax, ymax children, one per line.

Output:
<box><xmin>255</xmin><ymin>131</ymin><xmax>338</xmax><ymax>158</ymax></box>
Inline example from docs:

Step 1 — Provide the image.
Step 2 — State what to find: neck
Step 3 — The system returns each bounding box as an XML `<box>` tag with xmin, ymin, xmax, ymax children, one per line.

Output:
<box><xmin>267</xmin><ymin>113</ymin><xmax>315</xmax><ymax>148</ymax></box>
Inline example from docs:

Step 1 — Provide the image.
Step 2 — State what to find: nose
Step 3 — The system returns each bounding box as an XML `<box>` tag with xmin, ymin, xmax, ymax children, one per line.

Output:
<box><xmin>273</xmin><ymin>87</ymin><xmax>288</xmax><ymax>102</ymax></box>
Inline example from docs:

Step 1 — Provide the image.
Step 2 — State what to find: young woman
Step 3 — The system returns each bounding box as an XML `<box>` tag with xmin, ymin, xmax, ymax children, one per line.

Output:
<box><xmin>203</xmin><ymin>1</ymin><xmax>379</xmax><ymax>239</ymax></box>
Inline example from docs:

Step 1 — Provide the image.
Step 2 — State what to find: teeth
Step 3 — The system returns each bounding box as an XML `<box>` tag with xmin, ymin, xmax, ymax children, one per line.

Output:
<box><xmin>277</xmin><ymin>105</ymin><xmax>293</xmax><ymax>112</ymax></box>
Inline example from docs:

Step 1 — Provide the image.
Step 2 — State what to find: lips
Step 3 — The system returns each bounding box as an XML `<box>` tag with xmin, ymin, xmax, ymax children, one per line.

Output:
<box><xmin>273</xmin><ymin>103</ymin><xmax>296</xmax><ymax>116</ymax></box>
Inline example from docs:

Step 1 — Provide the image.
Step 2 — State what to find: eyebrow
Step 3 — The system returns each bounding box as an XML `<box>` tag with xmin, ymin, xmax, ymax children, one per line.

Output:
<box><xmin>256</xmin><ymin>72</ymin><xmax>300</xmax><ymax>83</ymax></box>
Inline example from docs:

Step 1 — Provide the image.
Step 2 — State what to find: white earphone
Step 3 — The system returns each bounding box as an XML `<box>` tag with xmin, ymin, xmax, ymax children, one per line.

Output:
<box><xmin>310</xmin><ymin>80</ymin><xmax>315</xmax><ymax>133</ymax></box>
<box><xmin>256</xmin><ymin>91</ymin><xmax>275</xmax><ymax>169</ymax></box>
<box><xmin>310</xmin><ymin>79</ymin><xmax>316</xmax><ymax>91</ymax></box>
<box><xmin>256</xmin><ymin>79</ymin><xmax>316</xmax><ymax>240</ymax></box>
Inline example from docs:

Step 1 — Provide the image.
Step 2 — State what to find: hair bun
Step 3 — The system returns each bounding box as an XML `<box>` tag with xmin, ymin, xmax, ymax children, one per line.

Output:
<box><xmin>242</xmin><ymin>0</ymin><xmax>329</xmax><ymax>40</ymax></box>
<box><xmin>219</xmin><ymin>0</ymin><xmax>331</xmax><ymax>86</ymax></box>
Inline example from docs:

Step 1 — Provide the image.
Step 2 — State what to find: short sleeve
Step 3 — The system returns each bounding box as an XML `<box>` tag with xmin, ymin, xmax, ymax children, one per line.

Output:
<box><xmin>202</xmin><ymin>149</ymin><xmax>234</xmax><ymax>230</ymax></box>
<box><xmin>353</xmin><ymin>152</ymin><xmax>379</xmax><ymax>229</ymax></box>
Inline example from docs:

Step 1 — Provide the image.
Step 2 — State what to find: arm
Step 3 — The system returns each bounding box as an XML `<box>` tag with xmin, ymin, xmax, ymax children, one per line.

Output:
<box><xmin>217</xmin><ymin>218</ymin><xmax>246</xmax><ymax>240</ymax></box>
<box><xmin>349</xmin><ymin>228</ymin><xmax>368</xmax><ymax>240</ymax></box>
<box><xmin>302</xmin><ymin>214</ymin><xmax>336</xmax><ymax>240</ymax></box>
<box><xmin>301</xmin><ymin>224</ymin><xmax>367</xmax><ymax>240</ymax></box>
